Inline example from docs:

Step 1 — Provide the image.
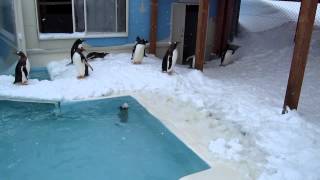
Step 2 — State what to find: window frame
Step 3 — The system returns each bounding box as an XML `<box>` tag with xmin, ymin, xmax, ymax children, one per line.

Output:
<box><xmin>35</xmin><ymin>0</ymin><xmax>129</xmax><ymax>40</ymax></box>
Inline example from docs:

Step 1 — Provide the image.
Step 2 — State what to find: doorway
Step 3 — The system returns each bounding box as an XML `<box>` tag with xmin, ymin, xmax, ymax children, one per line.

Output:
<box><xmin>171</xmin><ymin>3</ymin><xmax>199</xmax><ymax>64</ymax></box>
<box><xmin>183</xmin><ymin>5</ymin><xmax>198</xmax><ymax>64</ymax></box>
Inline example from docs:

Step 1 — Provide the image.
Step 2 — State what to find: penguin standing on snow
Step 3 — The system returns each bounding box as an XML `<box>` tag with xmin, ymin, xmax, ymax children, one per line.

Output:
<box><xmin>70</xmin><ymin>39</ymin><xmax>84</xmax><ymax>64</ymax></box>
<box><xmin>14</xmin><ymin>50</ymin><xmax>30</xmax><ymax>84</ymax></box>
<box><xmin>131</xmin><ymin>36</ymin><xmax>148</xmax><ymax>64</ymax></box>
<box><xmin>162</xmin><ymin>42</ymin><xmax>179</xmax><ymax>74</ymax></box>
<box><xmin>185</xmin><ymin>55</ymin><xmax>196</xmax><ymax>69</ymax></box>
<box><xmin>220</xmin><ymin>44</ymin><xmax>239</xmax><ymax>66</ymax></box>
<box><xmin>72</xmin><ymin>44</ymin><xmax>93</xmax><ymax>79</ymax></box>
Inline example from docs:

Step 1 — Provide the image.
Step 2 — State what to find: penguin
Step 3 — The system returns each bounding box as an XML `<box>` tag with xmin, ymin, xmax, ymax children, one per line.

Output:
<box><xmin>185</xmin><ymin>55</ymin><xmax>196</xmax><ymax>69</ymax></box>
<box><xmin>86</xmin><ymin>52</ymin><xmax>109</xmax><ymax>60</ymax></box>
<box><xmin>162</xmin><ymin>42</ymin><xmax>179</xmax><ymax>74</ymax></box>
<box><xmin>14</xmin><ymin>51</ymin><xmax>30</xmax><ymax>84</ymax></box>
<box><xmin>131</xmin><ymin>36</ymin><xmax>148</xmax><ymax>64</ymax></box>
<box><xmin>118</xmin><ymin>102</ymin><xmax>129</xmax><ymax>123</ymax></box>
<box><xmin>220</xmin><ymin>44</ymin><xmax>239</xmax><ymax>66</ymax></box>
<box><xmin>70</xmin><ymin>39</ymin><xmax>85</xmax><ymax>65</ymax></box>
<box><xmin>72</xmin><ymin>44</ymin><xmax>93</xmax><ymax>79</ymax></box>
<box><xmin>119</xmin><ymin>102</ymin><xmax>129</xmax><ymax>110</ymax></box>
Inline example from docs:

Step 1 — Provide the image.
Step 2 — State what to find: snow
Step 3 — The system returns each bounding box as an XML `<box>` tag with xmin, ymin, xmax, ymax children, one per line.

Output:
<box><xmin>0</xmin><ymin>0</ymin><xmax>320</xmax><ymax>179</ymax></box>
<box><xmin>240</xmin><ymin>0</ymin><xmax>320</xmax><ymax>32</ymax></box>
<box><xmin>209</xmin><ymin>138</ymin><xmax>243</xmax><ymax>161</ymax></box>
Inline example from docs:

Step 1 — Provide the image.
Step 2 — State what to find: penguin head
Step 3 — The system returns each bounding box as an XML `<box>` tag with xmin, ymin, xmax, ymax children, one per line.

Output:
<box><xmin>136</xmin><ymin>36</ymin><xmax>141</xmax><ymax>42</ymax></box>
<box><xmin>120</xmin><ymin>102</ymin><xmax>129</xmax><ymax>110</ymax></box>
<box><xmin>136</xmin><ymin>37</ymin><xmax>148</xmax><ymax>45</ymax></box>
<box><xmin>172</xmin><ymin>42</ymin><xmax>179</xmax><ymax>48</ymax></box>
<box><xmin>16</xmin><ymin>50</ymin><xmax>26</xmax><ymax>58</ymax></box>
<box><xmin>142</xmin><ymin>39</ymin><xmax>148</xmax><ymax>45</ymax></box>
<box><xmin>77</xmin><ymin>44</ymin><xmax>85</xmax><ymax>52</ymax></box>
<box><xmin>75</xmin><ymin>39</ymin><xmax>85</xmax><ymax>44</ymax></box>
<box><xmin>167</xmin><ymin>42</ymin><xmax>179</xmax><ymax>53</ymax></box>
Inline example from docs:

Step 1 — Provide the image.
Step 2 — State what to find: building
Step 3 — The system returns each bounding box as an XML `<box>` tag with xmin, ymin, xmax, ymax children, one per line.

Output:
<box><xmin>1</xmin><ymin>0</ymin><xmax>243</xmax><ymax>72</ymax></box>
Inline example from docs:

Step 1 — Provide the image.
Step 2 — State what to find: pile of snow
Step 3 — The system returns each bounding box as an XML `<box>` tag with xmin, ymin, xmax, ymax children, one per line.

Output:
<box><xmin>209</xmin><ymin>138</ymin><xmax>243</xmax><ymax>161</ymax></box>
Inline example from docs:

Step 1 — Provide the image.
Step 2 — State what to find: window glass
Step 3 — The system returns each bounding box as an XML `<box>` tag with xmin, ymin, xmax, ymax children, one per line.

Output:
<box><xmin>117</xmin><ymin>0</ymin><xmax>126</xmax><ymax>32</ymax></box>
<box><xmin>37</xmin><ymin>0</ymin><xmax>127</xmax><ymax>34</ymax></box>
<box><xmin>0</xmin><ymin>0</ymin><xmax>16</xmax><ymax>35</ymax></box>
<box><xmin>86</xmin><ymin>0</ymin><xmax>116</xmax><ymax>32</ymax></box>
<box><xmin>74</xmin><ymin>0</ymin><xmax>85</xmax><ymax>32</ymax></box>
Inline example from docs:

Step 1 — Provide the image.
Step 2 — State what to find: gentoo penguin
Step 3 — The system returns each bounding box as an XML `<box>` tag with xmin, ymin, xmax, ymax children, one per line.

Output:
<box><xmin>119</xmin><ymin>102</ymin><xmax>129</xmax><ymax>110</ymax></box>
<box><xmin>70</xmin><ymin>39</ymin><xmax>85</xmax><ymax>64</ymax></box>
<box><xmin>162</xmin><ymin>42</ymin><xmax>179</xmax><ymax>74</ymax></box>
<box><xmin>118</xmin><ymin>102</ymin><xmax>129</xmax><ymax>123</ymax></box>
<box><xmin>221</xmin><ymin>44</ymin><xmax>239</xmax><ymax>66</ymax></box>
<box><xmin>14</xmin><ymin>51</ymin><xmax>30</xmax><ymax>84</ymax></box>
<box><xmin>131</xmin><ymin>36</ymin><xmax>148</xmax><ymax>64</ymax></box>
<box><xmin>185</xmin><ymin>55</ymin><xmax>196</xmax><ymax>69</ymax></box>
<box><xmin>72</xmin><ymin>44</ymin><xmax>93</xmax><ymax>79</ymax></box>
<box><xmin>86</xmin><ymin>52</ymin><xmax>109</xmax><ymax>61</ymax></box>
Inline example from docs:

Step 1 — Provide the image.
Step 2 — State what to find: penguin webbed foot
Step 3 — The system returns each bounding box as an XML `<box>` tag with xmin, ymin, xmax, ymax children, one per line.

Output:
<box><xmin>77</xmin><ymin>76</ymin><xmax>85</xmax><ymax>79</ymax></box>
<box><xmin>22</xmin><ymin>81</ymin><xmax>28</xmax><ymax>85</ymax></box>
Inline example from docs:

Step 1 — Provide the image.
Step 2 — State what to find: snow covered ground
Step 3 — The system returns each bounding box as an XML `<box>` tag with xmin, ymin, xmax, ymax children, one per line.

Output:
<box><xmin>240</xmin><ymin>0</ymin><xmax>320</xmax><ymax>32</ymax></box>
<box><xmin>0</xmin><ymin>0</ymin><xmax>320</xmax><ymax>179</ymax></box>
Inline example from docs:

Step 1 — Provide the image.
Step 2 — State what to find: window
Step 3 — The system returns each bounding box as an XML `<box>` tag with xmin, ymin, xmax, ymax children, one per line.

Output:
<box><xmin>37</xmin><ymin>0</ymin><xmax>128</xmax><ymax>38</ymax></box>
<box><xmin>0</xmin><ymin>0</ymin><xmax>16</xmax><ymax>42</ymax></box>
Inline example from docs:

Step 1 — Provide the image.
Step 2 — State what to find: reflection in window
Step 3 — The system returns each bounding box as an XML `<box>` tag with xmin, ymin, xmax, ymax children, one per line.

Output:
<box><xmin>37</xmin><ymin>0</ymin><xmax>127</xmax><ymax>34</ymax></box>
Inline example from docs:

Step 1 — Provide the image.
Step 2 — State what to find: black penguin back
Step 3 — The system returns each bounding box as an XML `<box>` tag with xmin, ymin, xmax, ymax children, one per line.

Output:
<box><xmin>14</xmin><ymin>60</ymin><xmax>26</xmax><ymax>84</ymax></box>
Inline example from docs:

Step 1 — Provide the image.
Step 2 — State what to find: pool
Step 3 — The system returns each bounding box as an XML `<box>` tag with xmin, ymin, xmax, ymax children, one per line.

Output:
<box><xmin>29</xmin><ymin>68</ymin><xmax>51</xmax><ymax>81</ymax></box>
<box><xmin>0</xmin><ymin>96</ymin><xmax>209</xmax><ymax>180</ymax></box>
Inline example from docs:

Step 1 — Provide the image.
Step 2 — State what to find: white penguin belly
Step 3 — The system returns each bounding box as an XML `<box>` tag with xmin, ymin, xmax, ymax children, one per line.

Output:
<box><xmin>167</xmin><ymin>49</ymin><xmax>178</xmax><ymax>73</ymax></box>
<box><xmin>21</xmin><ymin>67</ymin><xmax>27</xmax><ymax>83</ymax></box>
<box><xmin>26</xmin><ymin>58</ymin><xmax>31</xmax><ymax>77</ymax></box>
<box><xmin>73</xmin><ymin>53</ymin><xmax>86</xmax><ymax>76</ymax></box>
<box><xmin>132</xmin><ymin>44</ymin><xmax>145</xmax><ymax>64</ymax></box>
<box><xmin>221</xmin><ymin>50</ymin><xmax>234</xmax><ymax>66</ymax></box>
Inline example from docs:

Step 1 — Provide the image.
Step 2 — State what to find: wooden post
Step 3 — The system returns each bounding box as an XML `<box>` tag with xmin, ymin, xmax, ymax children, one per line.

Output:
<box><xmin>195</xmin><ymin>0</ymin><xmax>210</xmax><ymax>71</ymax></box>
<box><xmin>221</xmin><ymin>0</ymin><xmax>236</xmax><ymax>51</ymax></box>
<box><xmin>213</xmin><ymin>0</ymin><xmax>227</xmax><ymax>55</ymax></box>
<box><xmin>149</xmin><ymin>0</ymin><xmax>158</xmax><ymax>55</ymax></box>
<box><xmin>212</xmin><ymin>0</ymin><xmax>236</xmax><ymax>56</ymax></box>
<box><xmin>282</xmin><ymin>0</ymin><xmax>318</xmax><ymax>113</ymax></box>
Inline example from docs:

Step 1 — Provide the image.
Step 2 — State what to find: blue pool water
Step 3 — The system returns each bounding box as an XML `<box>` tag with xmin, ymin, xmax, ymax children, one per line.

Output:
<box><xmin>29</xmin><ymin>68</ymin><xmax>51</xmax><ymax>81</ymax></box>
<box><xmin>0</xmin><ymin>96</ymin><xmax>209</xmax><ymax>180</ymax></box>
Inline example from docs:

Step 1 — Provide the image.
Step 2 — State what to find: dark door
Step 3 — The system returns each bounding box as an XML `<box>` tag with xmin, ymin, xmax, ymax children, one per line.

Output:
<box><xmin>182</xmin><ymin>5</ymin><xmax>198</xmax><ymax>64</ymax></box>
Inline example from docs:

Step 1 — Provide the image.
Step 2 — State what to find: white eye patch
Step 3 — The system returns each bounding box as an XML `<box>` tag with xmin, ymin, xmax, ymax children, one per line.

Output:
<box><xmin>78</xmin><ymin>44</ymin><xmax>83</xmax><ymax>49</ymax></box>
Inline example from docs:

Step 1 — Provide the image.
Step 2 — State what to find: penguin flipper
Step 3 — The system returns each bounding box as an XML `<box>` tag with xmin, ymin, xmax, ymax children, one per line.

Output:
<box><xmin>162</xmin><ymin>55</ymin><xmax>168</xmax><ymax>72</ymax></box>
<box><xmin>168</xmin><ymin>56</ymin><xmax>173</xmax><ymax>70</ymax></box>
<box><xmin>131</xmin><ymin>45</ymin><xmax>137</xmax><ymax>59</ymax></box>
<box><xmin>85</xmin><ymin>65</ymin><xmax>89</xmax><ymax>76</ymax></box>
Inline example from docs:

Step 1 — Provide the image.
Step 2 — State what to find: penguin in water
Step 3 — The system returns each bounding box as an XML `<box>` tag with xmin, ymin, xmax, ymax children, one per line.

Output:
<box><xmin>118</xmin><ymin>102</ymin><xmax>129</xmax><ymax>123</ymax></box>
<box><xmin>70</xmin><ymin>39</ymin><xmax>85</xmax><ymax>65</ymax></box>
<box><xmin>131</xmin><ymin>36</ymin><xmax>148</xmax><ymax>64</ymax></box>
<box><xmin>162</xmin><ymin>42</ymin><xmax>179</xmax><ymax>74</ymax></box>
<box><xmin>14</xmin><ymin>50</ymin><xmax>30</xmax><ymax>85</ymax></box>
<box><xmin>72</xmin><ymin>43</ymin><xmax>93</xmax><ymax>79</ymax></box>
